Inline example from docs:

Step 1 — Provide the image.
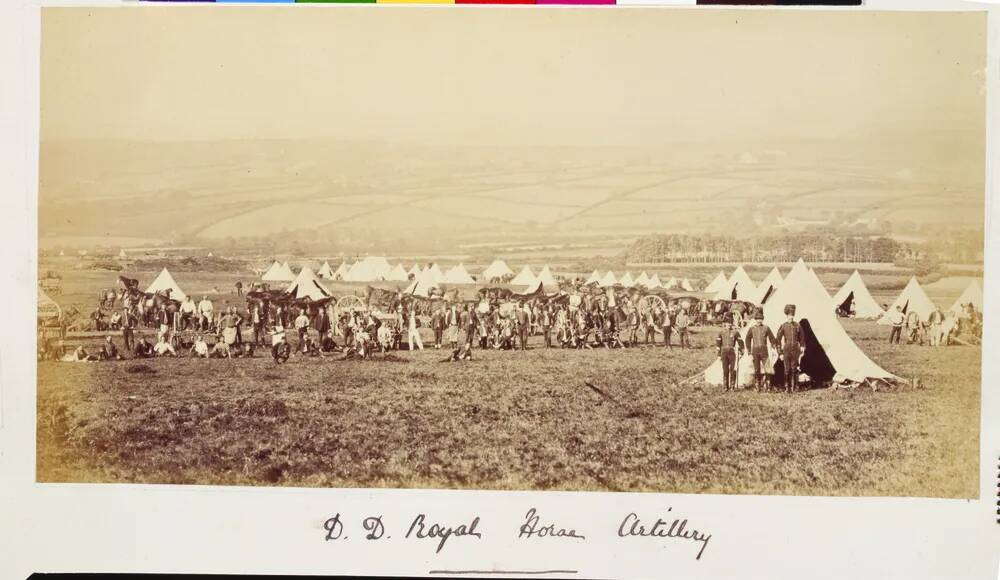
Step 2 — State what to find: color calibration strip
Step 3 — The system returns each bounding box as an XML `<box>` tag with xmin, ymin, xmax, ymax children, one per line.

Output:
<box><xmin>182</xmin><ymin>0</ymin><xmax>860</xmax><ymax>6</ymax></box>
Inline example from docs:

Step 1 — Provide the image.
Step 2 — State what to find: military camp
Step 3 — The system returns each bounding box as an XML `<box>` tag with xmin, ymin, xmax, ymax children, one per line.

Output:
<box><xmin>36</xmin><ymin>249</ymin><xmax>983</xmax><ymax>498</ymax></box>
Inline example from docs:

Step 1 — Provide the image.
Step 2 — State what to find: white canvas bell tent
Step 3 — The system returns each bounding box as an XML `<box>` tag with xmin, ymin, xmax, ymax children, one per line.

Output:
<box><xmin>585</xmin><ymin>270</ymin><xmax>602</xmax><ymax>285</ymax></box>
<box><xmin>704</xmin><ymin>271</ymin><xmax>728</xmax><ymax>294</ymax></box>
<box><xmin>333</xmin><ymin>262</ymin><xmax>350</xmax><ymax>280</ymax></box>
<box><xmin>38</xmin><ymin>287</ymin><xmax>62</xmax><ymax>320</ymax></box>
<box><xmin>445</xmin><ymin>263</ymin><xmax>476</xmax><ymax>284</ymax></box>
<box><xmin>344</xmin><ymin>257</ymin><xmax>394</xmax><ymax>282</ymax></box>
<box><xmin>407</xmin><ymin>264</ymin><xmax>422</xmax><ymax>279</ymax></box>
<box><xmin>714</xmin><ymin>265</ymin><xmax>756</xmax><ymax>301</ymax></box>
<box><xmin>950</xmin><ymin>279</ymin><xmax>983</xmax><ymax>316</ymax></box>
<box><xmin>635</xmin><ymin>272</ymin><xmax>650</xmax><ymax>287</ymax></box>
<box><xmin>751</xmin><ymin>267</ymin><xmax>784</xmax><ymax>305</ymax></box>
<box><xmin>878</xmin><ymin>277</ymin><xmax>936</xmax><ymax>325</ymax></box>
<box><xmin>645</xmin><ymin>274</ymin><xmax>663</xmax><ymax>289</ymax></box>
<box><xmin>425</xmin><ymin>263</ymin><xmax>447</xmax><ymax>284</ymax></box>
<box><xmin>482</xmin><ymin>260</ymin><xmax>514</xmax><ymax>281</ymax></box>
<box><xmin>512</xmin><ymin>265</ymin><xmax>537</xmax><ymax>286</ymax></box>
<box><xmin>145</xmin><ymin>268</ymin><xmax>187</xmax><ymax>301</ymax></box>
<box><xmin>118</xmin><ymin>249</ymin><xmax>127</xmax><ymax>259</ymax></box>
<box><xmin>599</xmin><ymin>271</ymin><xmax>618</xmax><ymax>287</ymax></box>
<box><xmin>680</xmin><ymin>278</ymin><xmax>695</xmax><ymax>292</ymax></box>
<box><xmin>286</xmin><ymin>266</ymin><xmax>332</xmax><ymax>301</ymax></box>
<box><xmin>261</xmin><ymin>261</ymin><xmax>285</xmax><ymax>281</ymax></box>
<box><xmin>619</xmin><ymin>272</ymin><xmax>636</xmax><ymax>288</ymax></box>
<box><xmin>387</xmin><ymin>264</ymin><xmax>410</xmax><ymax>282</ymax></box>
<box><xmin>404</xmin><ymin>269</ymin><xmax>439</xmax><ymax>298</ymax></box>
<box><xmin>663</xmin><ymin>276</ymin><xmax>677</xmax><ymax>290</ymax></box>
<box><xmin>704</xmin><ymin>262</ymin><xmax>895</xmax><ymax>388</ymax></box>
<box><xmin>536</xmin><ymin>265</ymin><xmax>558</xmax><ymax>287</ymax></box>
<box><xmin>833</xmin><ymin>270</ymin><xmax>884</xmax><ymax>319</ymax></box>
<box><xmin>317</xmin><ymin>261</ymin><xmax>334</xmax><ymax>279</ymax></box>
<box><xmin>277</xmin><ymin>262</ymin><xmax>296</xmax><ymax>282</ymax></box>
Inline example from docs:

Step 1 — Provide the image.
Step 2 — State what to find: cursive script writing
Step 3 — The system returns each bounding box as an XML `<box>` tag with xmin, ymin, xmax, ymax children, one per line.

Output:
<box><xmin>406</xmin><ymin>514</ymin><xmax>483</xmax><ymax>553</ymax></box>
<box><xmin>618</xmin><ymin>511</ymin><xmax>712</xmax><ymax>560</ymax></box>
<box><xmin>518</xmin><ymin>508</ymin><xmax>586</xmax><ymax>540</ymax></box>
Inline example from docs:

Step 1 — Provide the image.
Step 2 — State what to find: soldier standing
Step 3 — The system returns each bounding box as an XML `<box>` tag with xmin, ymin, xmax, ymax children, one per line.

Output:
<box><xmin>716</xmin><ymin>320</ymin><xmax>744</xmax><ymax>391</ymax></box>
<box><xmin>744</xmin><ymin>311</ymin><xmax>777</xmax><ymax>392</ymax></box>
<box><xmin>776</xmin><ymin>304</ymin><xmax>806</xmax><ymax>393</ymax></box>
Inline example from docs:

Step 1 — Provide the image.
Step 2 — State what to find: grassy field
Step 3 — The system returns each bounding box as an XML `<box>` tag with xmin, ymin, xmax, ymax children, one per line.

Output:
<box><xmin>37</xmin><ymin>316</ymin><xmax>980</xmax><ymax>498</ymax></box>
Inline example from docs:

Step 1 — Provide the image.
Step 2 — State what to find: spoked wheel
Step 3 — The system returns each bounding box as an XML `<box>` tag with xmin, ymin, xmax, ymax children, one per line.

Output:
<box><xmin>335</xmin><ymin>295</ymin><xmax>367</xmax><ymax>318</ymax></box>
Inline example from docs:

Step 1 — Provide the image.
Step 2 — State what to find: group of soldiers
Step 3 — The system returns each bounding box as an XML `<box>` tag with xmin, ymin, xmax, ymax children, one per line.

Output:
<box><xmin>885</xmin><ymin>303</ymin><xmax>979</xmax><ymax>346</ymax></box>
<box><xmin>714</xmin><ymin>304</ymin><xmax>807</xmax><ymax>393</ymax></box>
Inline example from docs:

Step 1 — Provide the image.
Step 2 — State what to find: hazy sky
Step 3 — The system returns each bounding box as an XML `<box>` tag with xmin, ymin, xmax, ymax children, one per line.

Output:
<box><xmin>41</xmin><ymin>7</ymin><xmax>985</xmax><ymax>148</ymax></box>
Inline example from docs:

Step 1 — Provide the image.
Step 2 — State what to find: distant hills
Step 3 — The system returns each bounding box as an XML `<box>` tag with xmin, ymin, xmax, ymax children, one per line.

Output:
<box><xmin>39</xmin><ymin>138</ymin><xmax>984</xmax><ymax>249</ymax></box>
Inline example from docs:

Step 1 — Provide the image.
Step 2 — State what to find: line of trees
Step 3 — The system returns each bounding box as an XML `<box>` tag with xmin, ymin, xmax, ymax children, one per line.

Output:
<box><xmin>626</xmin><ymin>233</ymin><xmax>903</xmax><ymax>264</ymax></box>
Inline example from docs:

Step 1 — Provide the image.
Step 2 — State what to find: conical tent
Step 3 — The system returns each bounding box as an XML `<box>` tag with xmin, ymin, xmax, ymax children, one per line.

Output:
<box><xmin>387</xmin><ymin>264</ymin><xmax>410</xmax><ymax>282</ymax></box>
<box><xmin>404</xmin><ymin>269</ymin><xmax>439</xmax><ymax>297</ymax></box>
<box><xmin>704</xmin><ymin>271</ymin><xmax>728</xmax><ymax>294</ymax></box>
<box><xmin>619</xmin><ymin>272</ymin><xmax>635</xmax><ymax>288</ymax></box>
<box><xmin>751</xmin><ymin>267</ymin><xmax>784</xmax><ymax>305</ymax></box>
<box><xmin>832</xmin><ymin>270</ymin><xmax>884</xmax><ymax>318</ymax></box>
<box><xmin>950</xmin><ymin>279</ymin><xmax>983</xmax><ymax>315</ymax></box>
<box><xmin>277</xmin><ymin>262</ymin><xmax>296</xmax><ymax>281</ymax></box>
<box><xmin>333</xmin><ymin>262</ymin><xmax>349</xmax><ymax>280</ymax></box>
<box><xmin>38</xmin><ymin>288</ymin><xmax>62</xmax><ymax>319</ymax></box>
<box><xmin>317</xmin><ymin>261</ymin><xmax>334</xmax><ymax>279</ymax></box>
<box><xmin>118</xmin><ymin>249</ymin><xmax>127</xmax><ymax>258</ymax></box>
<box><xmin>426</xmin><ymin>263</ymin><xmax>447</xmax><ymax>284</ymax></box>
<box><xmin>705</xmin><ymin>262</ymin><xmax>895</xmax><ymax>387</ymax></box>
<box><xmin>664</xmin><ymin>277</ymin><xmax>678</xmax><ymax>290</ymax></box>
<box><xmin>407</xmin><ymin>264</ymin><xmax>422</xmax><ymax>278</ymax></box>
<box><xmin>286</xmin><ymin>266</ymin><xmax>331</xmax><ymax>301</ymax></box>
<box><xmin>536</xmin><ymin>265</ymin><xmax>558</xmax><ymax>287</ymax></box>
<box><xmin>145</xmin><ymin>268</ymin><xmax>187</xmax><ymax>301</ymax></box>
<box><xmin>585</xmin><ymin>270</ymin><xmax>602</xmax><ymax>285</ymax></box>
<box><xmin>635</xmin><ymin>272</ymin><xmax>650</xmax><ymax>287</ymax></box>
<box><xmin>512</xmin><ymin>265</ymin><xmax>537</xmax><ymax>286</ymax></box>
<box><xmin>207</xmin><ymin>252</ymin><xmax>214</xmax><ymax>258</ymax></box>
<box><xmin>345</xmin><ymin>257</ymin><xmax>393</xmax><ymax>282</ymax></box>
<box><xmin>445</xmin><ymin>264</ymin><xmax>475</xmax><ymax>284</ymax></box>
<box><xmin>878</xmin><ymin>277</ymin><xmax>936</xmax><ymax>325</ymax></box>
<box><xmin>261</xmin><ymin>261</ymin><xmax>284</xmax><ymax>281</ymax></box>
<box><xmin>482</xmin><ymin>260</ymin><xmax>515</xmax><ymax>280</ymax></box>
<box><xmin>714</xmin><ymin>265</ymin><xmax>756</xmax><ymax>301</ymax></box>
<box><xmin>599</xmin><ymin>271</ymin><xmax>617</xmax><ymax>287</ymax></box>
<box><xmin>646</xmin><ymin>274</ymin><xmax>663</xmax><ymax>289</ymax></box>
<box><xmin>681</xmin><ymin>278</ymin><xmax>695</xmax><ymax>292</ymax></box>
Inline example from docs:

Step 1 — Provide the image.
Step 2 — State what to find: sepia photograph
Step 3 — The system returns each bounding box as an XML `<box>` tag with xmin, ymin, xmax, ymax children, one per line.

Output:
<box><xmin>36</xmin><ymin>7</ymin><xmax>985</xmax><ymax>498</ymax></box>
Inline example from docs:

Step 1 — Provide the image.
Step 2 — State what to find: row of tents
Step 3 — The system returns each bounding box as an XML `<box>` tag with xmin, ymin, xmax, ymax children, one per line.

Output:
<box><xmin>703</xmin><ymin>261</ymin><xmax>982</xmax><ymax>387</ymax></box>
<box><xmin>583</xmin><ymin>270</ymin><xmax>695</xmax><ymax>291</ymax></box>
<box><xmin>704</xmin><ymin>263</ymin><xmax>983</xmax><ymax>321</ymax></box>
<box><xmin>263</xmin><ymin>258</ymin><xmax>480</xmax><ymax>286</ymax></box>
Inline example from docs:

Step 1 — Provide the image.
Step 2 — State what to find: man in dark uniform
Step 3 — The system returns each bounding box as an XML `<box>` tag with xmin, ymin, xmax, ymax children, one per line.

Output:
<box><xmin>744</xmin><ymin>311</ymin><xmax>776</xmax><ymax>392</ymax></box>
<box><xmin>431</xmin><ymin>307</ymin><xmax>445</xmax><ymax>349</ymax></box>
<box><xmin>715</xmin><ymin>320</ymin><xmax>744</xmax><ymax>391</ymax></box>
<box><xmin>776</xmin><ymin>304</ymin><xmax>806</xmax><ymax>393</ymax></box>
<box><xmin>515</xmin><ymin>302</ymin><xmax>530</xmax><ymax>351</ymax></box>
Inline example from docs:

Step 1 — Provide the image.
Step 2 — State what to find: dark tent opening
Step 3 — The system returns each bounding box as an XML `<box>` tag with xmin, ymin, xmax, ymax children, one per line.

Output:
<box><xmin>773</xmin><ymin>318</ymin><xmax>836</xmax><ymax>388</ymax></box>
<box><xmin>731</xmin><ymin>287</ymin><xmax>738</xmax><ymax>300</ymax></box>
<box><xmin>799</xmin><ymin>319</ymin><xmax>836</xmax><ymax>384</ymax></box>
<box><xmin>837</xmin><ymin>291</ymin><xmax>854</xmax><ymax>316</ymax></box>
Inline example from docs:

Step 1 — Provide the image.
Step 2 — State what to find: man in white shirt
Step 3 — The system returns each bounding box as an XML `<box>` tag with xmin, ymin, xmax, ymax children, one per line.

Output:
<box><xmin>153</xmin><ymin>335</ymin><xmax>177</xmax><ymax>357</ymax></box>
<box><xmin>295</xmin><ymin>309</ymin><xmax>311</xmax><ymax>353</ymax></box>
<box><xmin>406</xmin><ymin>305</ymin><xmax>423</xmax><ymax>351</ymax></box>
<box><xmin>887</xmin><ymin>305</ymin><xmax>905</xmax><ymax>344</ymax></box>
<box><xmin>190</xmin><ymin>335</ymin><xmax>210</xmax><ymax>358</ymax></box>
<box><xmin>179</xmin><ymin>296</ymin><xmax>197</xmax><ymax>331</ymax></box>
<box><xmin>198</xmin><ymin>296</ymin><xmax>214</xmax><ymax>331</ymax></box>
